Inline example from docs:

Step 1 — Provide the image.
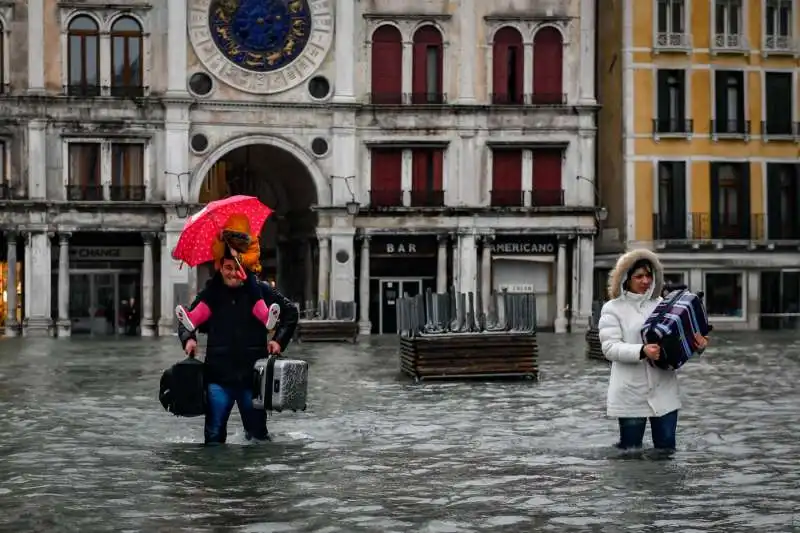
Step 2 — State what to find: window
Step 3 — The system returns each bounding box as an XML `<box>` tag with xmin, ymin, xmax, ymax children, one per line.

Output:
<box><xmin>411</xmin><ymin>25</ymin><xmax>443</xmax><ymax>104</ymax></box>
<box><xmin>410</xmin><ymin>149</ymin><xmax>444</xmax><ymax>206</ymax></box>
<box><xmin>532</xmin><ymin>27</ymin><xmax>564</xmax><ymax>104</ymax></box>
<box><xmin>0</xmin><ymin>19</ymin><xmax>4</xmax><ymax>93</ymax></box>
<box><xmin>110</xmin><ymin>17</ymin><xmax>144</xmax><ymax>97</ymax></box>
<box><xmin>663</xmin><ymin>272</ymin><xmax>686</xmax><ymax>287</ymax></box>
<box><xmin>491</xmin><ymin>149</ymin><xmax>523</xmax><ymax>206</ymax></box>
<box><xmin>370</xmin><ymin>25</ymin><xmax>403</xmax><ymax>105</ymax></box>
<box><xmin>655</xmin><ymin>161</ymin><xmax>687</xmax><ymax>239</ymax></box>
<box><xmin>531</xmin><ymin>148</ymin><xmax>563</xmax><ymax>206</ymax></box>
<box><xmin>713</xmin><ymin>70</ymin><xmax>746</xmax><ymax>135</ymax></box>
<box><xmin>0</xmin><ymin>140</ymin><xmax>7</xmax><ymax>199</ymax></box>
<box><xmin>766</xmin><ymin>0</ymin><xmax>792</xmax><ymax>38</ymax></box>
<box><xmin>369</xmin><ymin>149</ymin><xmax>403</xmax><ymax>207</ymax></box>
<box><xmin>705</xmin><ymin>272</ymin><xmax>744</xmax><ymax>317</ymax></box>
<box><xmin>491</xmin><ymin>27</ymin><xmax>524</xmax><ymax>104</ymax></box>
<box><xmin>110</xmin><ymin>144</ymin><xmax>144</xmax><ymax>200</ymax></box>
<box><xmin>714</xmin><ymin>0</ymin><xmax>743</xmax><ymax>47</ymax></box>
<box><xmin>657</xmin><ymin>0</ymin><xmax>685</xmax><ymax>34</ymax></box>
<box><xmin>763</xmin><ymin>72</ymin><xmax>793</xmax><ymax>136</ymax></box>
<box><xmin>710</xmin><ymin>162</ymin><xmax>750</xmax><ymax>239</ymax></box>
<box><xmin>67</xmin><ymin>16</ymin><xmax>100</xmax><ymax>96</ymax></box>
<box><xmin>68</xmin><ymin>143</ymin><xmax>102</xmax><ymax>200</ymax></box>
<box><xmin>766</xmin><ymin>163</ymin><xmax>800</xmax><ymax>239</ymax></box>
<box><xmin>655</xmin><ymin>70</ymin><xmax>687</xmax><ymax>133</ymax></box>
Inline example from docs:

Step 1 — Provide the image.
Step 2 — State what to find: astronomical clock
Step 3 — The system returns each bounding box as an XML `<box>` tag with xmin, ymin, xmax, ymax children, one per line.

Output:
<box><xmin>188</xmin><ymin>0</ymin><xmax>333</xmax><ymax>94</ymax></box>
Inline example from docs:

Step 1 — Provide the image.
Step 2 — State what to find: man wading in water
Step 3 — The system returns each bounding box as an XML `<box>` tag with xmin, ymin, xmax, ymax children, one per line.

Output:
<box><xmin>177</xmin><ymin>245</ymin><xmax>298</xmax><ymax>444</ymax></box>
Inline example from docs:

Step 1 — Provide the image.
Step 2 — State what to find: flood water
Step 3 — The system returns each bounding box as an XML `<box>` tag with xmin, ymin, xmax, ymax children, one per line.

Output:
<box><xmin>0</xmin><ymin>332</ymin><xmax>799</xmax><ymax>532</ymax></box>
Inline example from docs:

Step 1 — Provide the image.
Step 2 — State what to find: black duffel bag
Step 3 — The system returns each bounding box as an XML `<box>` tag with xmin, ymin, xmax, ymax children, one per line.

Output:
<box><xmin>159</xmin><ymin>356</ymin><xmax>206</xmax><ymax>417</ymax></box>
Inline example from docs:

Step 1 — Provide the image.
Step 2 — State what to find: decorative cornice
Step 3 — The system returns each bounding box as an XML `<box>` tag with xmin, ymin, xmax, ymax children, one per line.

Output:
<box><xmin>363</xmin><ymin>12</ymin><xmax>452</xmax><ymax>21</ymax></box>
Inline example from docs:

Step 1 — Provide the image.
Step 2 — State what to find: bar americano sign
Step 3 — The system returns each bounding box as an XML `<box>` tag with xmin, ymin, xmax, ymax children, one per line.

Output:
<box><xmin>490</xmin><ymin>237</ymin><xmax>557</xmax><ymax>255</ymax></box>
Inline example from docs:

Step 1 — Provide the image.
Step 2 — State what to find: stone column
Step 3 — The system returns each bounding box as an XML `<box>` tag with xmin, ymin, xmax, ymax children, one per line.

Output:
<box><xmin>56</xmin><ymin>232</ymin><xmax>71</xmax><ymax>337</ymax></box>
<box><xmin>27</xmin><ymin>0</ymin><xmax>44</xmax><ymax>93</ymax></box>
<box><xmin>166</xmin><ymin>0</ymin><xmax>188</xmax><ymax>96</ymax></box>
<box><xmin>523</xmin><ymin>43</ymin><xmax>534</xmax><ymax>104</ymax></box>
<box><xmin>458</xmin><ymin>0</ymin><xmax>476</xmax><ymax>104</ymax></box>
<box><xmin>329</xmin><ymin>231</ymin><xmax>356</xmax><ymax>303</ymax></box>
<box><xmin>579</xmin><ymin>0</ymin><xmax>597</xmax><ymax>104</ymax></box>
<box><xmin>317</xmin><ymin>235</ymin><xmax>330</xmax><ymax>305</ymax></box>
<box><xmin>141</xmin><ymin>232</ymin><xmax>156</xmax><ymax>336</ymax></box>
<box><xmin>333</xmin><ymin>0</ymin><xmax>355</xmax><ymax>103</ymax></box>
<box><xmin>23</xmin><ymin>232</ymin><xmax>53</xmax><ymax>336</ymax></box>
<box><xmin>4</xmin><ymin>232</ymin><xmax>18</xmax><ymax>336</ymax></box>
<box><xmin>157</xmin><ymin>228</ymin><xmax>189</xmax><ymax>336</ymax></box>
<box><xmin>450</xmin><ymin>233</ymin><xmax>459</xmax><ymax>292</ymax></box>
<box><xmin>304</xmin><ymin>239</ymin><xmax>314</xmax><ymax>309</ymax></box>
<box><xmin>458</xmin><ymin>233</ymin><xmax>478</xmax><ymax>297</ymax></box>
<box><xmin>481</xmin><ymin>235</ymin><xmax>493</xmax><ymax>315</ymax></box>
<box><xmin>401</xmin><ymin>41</ymin><xmax>413</xmax><ymax>98</ymax></box>
<box><xmin>554</xmin><ymin>238</ymin><xmax>568</xmax><ymax>333</ymax></box>
<box><xmin>574</xmin><ymin>236</ymin><xmax>595</xmax><ymax>331</ymax></box>
<box><xmin>436</xmin><ymin>234</ymin><xmax>448</xmax><ymax>293</ymax></box>
<box><xmin>358</xmin><ymin>235</ymin><xmax>371</xmax><ymax>334</ymax></box>
<box><xmin>27</xmin><ymin>120</ymin><xmax>46</xmax><ymax>199</ymax></box>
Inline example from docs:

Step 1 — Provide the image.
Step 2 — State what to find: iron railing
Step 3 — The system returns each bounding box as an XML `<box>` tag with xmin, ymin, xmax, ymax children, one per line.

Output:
<box><xmin>711</xmin><ymin>119</ymin><xmax>751</xmax><ymax>136</ymax></box>
<box><xmin>66</xmin><ymin>184</ymin><xmax>104</xmax><ymax>201</ymax></box>
<box><xmin>490</xmin><ymin>189</ymin><xmax>524</xmax><ymax>207</ymax></box>
<box><xmin>369</xmin><ymin>189</ymin><xmax>403</xmax><ymax>207</ymax></box>
<box><xmin>653</xmin><ymin>118</ymin><xmax>694</xmax><ymax>135</ymax></box>
<box><xmin>109</xmin><ymin>185</ymin><xmax>146</xmax><ymax>201</ymax></box>
<box><xmin>409</xmin><ymin>189</ymin><xmax>444</xmax><ymax>207</ymax></box>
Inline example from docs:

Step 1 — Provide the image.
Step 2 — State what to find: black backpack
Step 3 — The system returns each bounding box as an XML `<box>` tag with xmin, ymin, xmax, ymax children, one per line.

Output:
<box><xmin>159</xmin><ymin>357</ymin><xmax>206</xmax><ymax>417</ymax></box>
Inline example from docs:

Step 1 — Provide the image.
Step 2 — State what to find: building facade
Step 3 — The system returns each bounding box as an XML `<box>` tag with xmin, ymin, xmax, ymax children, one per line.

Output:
<box><xmin>597</xmin><ymin>0</ymin><xmax>800</xmax><ymax>329</ymax></box>
<box><xmin>0</xmin><ymin>0</ymin><xmax>598</xmax><ymax>337</ymax></box>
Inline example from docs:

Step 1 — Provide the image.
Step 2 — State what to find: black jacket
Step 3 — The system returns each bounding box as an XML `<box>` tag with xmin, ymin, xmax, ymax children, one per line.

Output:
<box><xmin>177</xmin><ymin>274</ymin><xmax>299</xmax><ymax>388</ymax></box>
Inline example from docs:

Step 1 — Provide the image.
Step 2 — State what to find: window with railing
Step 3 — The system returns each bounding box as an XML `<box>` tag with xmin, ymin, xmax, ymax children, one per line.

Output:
<box><xmin>67</xmin><ymin>15</ymin><xmax>100</xmax><ymax>96</ymax></box>
<box><xmin>411</xmin><ymin>25</ymin><xmax>444</xmax><ymax>105</ymax></box>
<box><xmin>110</xmin><ymin>144</ymin><xmax>145</xmax><ymax>201</ymax></box>
<box><xmin>766</xmin><ymin>163</ymin><xmax>800</xmax><ymax>239</ymax></box>
<box><xmin>0</xmin><ymin>139</ymin><xmax>8</xmax><ymax>199</ymax></box>
<box><xmin>654</xmin><ymin>69</ymin><xmax>690</xmax><ymax>134</ymax></box>
<box><xmin>710</xmin><ymin>162</ymin><xmax>750</xmax><ymax>239</ymax></box>
<box><xmin>491</xmin><ymin>27</ymin><xmax>524</xmax><ymax>104</ymax></box>
<box><xmin>713</xmin><ymin>0</ymin><xmax>745</xmax><ymax>49</ymax></box>
<box><xmin>111</xmin><ymin>17</ymin><xmax>144</xmax><ymax>97</ymax></box>
<box><xmin>68</xmin><ymin>143</ymin><xmax>103</xmax><ymax>200</ymax></box>
<box><xmin>656</xmin><ymin>0</ymin><xmax>690</xmax><ymax>49</ymax></box>
<box><xmin>654</xmin><ymin>161</ymin><xmax>687</xmax><ymax>239</ymax></box>
<box><xmin>765</xmin><ymin>0</ymin><xmax>792</xmax><ymax>52</ymax></box>
<box><xmin>763</xmin><ymin>72</ymin><xmax>794</xmax><ymax>136</ymax></box>
<box><xmin>713</xmin><ymin>70</ymin><xmax>747</xmax><ymax>135</ymax></box>
<box><xmin>0</xmin><ymin>19</ymin><xmax>5</xmax><ymax>94</ymax></box>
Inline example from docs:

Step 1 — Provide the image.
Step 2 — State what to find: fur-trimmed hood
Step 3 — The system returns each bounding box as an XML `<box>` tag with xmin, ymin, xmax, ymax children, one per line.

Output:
<box><xmin>607</xmin><ymin>248</ymin><xmax>664</xmax><ymax>300</ymax></box>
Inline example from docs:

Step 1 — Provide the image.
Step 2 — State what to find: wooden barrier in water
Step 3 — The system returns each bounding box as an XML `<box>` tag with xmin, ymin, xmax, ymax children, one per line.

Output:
<box><xmin>585</xmin><ymin>301</ymin><xmax>608</xmax><ymax>361</ymax></box>
<box><xmin>294</xmin><ymin>300</ymin><xmax>359</xmax><ymax>343</ymax></box>
<box><xmin>396</xmin><ymin>289</ymin><xmax>538</xmax><ymax>382</ymax></box>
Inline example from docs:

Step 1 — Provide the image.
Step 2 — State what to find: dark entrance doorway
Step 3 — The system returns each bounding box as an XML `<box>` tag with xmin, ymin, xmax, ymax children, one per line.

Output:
<box><xmin>198</xmin><ymin>144</ymin><xmax>319</xmax><ymax>307</ymax></box>
<box><xmin>760</xmin><ymin>270</ymin><xmax>800</xmax><ymax>330</ymax></box>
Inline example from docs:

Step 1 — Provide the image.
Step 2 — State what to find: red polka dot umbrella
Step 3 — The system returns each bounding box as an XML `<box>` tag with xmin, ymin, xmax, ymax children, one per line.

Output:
<box><xmin>171</xmin><ymin>195</ymin><xmax>274</xmax><ymax>267</ymax></box>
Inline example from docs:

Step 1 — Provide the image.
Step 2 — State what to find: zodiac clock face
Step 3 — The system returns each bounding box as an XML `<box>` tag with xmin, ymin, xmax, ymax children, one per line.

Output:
<box><xmin>188</xmin><ymin>0</ymin><xmax>333</xmax><ymax>94</ymax></box>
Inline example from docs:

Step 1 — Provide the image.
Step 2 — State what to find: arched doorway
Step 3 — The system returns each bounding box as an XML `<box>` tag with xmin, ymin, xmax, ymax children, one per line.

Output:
<box><xmin>196</xmin><ymin>144</ymin><xmax>320</xmax><ymax>307</ymax></box>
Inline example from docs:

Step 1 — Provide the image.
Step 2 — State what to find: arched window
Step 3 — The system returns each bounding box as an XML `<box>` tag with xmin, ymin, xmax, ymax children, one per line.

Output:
<box><xmin>532</xmin><ymin>27</ymin><xmax>564</xmax><ymax>104</ymax></box>
<box><xmin>491</xmin><ymin>27</ymin><xmax>523</xmax><ymax>104</ymax></box>
<box><xmin>370</xmin><ymin>25</ymin><xmax>402</xmax><ymax>104</ymax></box>
<box><xmin>67</xmin><ymin>15</ymin><xmax>100</xmax><ymax>96</ymax></box>
<box><xmin>411</xmin><ymin>25</ymin><xmax>444</xmax><ymax>104</ymax></box>
<box><xmin>111</xmin><ymin>17</ymin><xmax>144</xmax><ymax>97</ymax></box>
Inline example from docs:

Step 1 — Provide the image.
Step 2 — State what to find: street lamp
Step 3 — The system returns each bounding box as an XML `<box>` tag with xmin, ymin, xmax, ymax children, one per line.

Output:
<box><xmin>330</xmin><ymin>175</ymin><xmax>360</xmax><ymax>216</ymax></box>
<box><xmin>576</xmin><ymin>175</ymin><xmax>607</xmax><ymax>224</ymax></box>
<box><xmin>164</xmin><ymin>170</ymin><xmax>192</xmax><ymax>218</ymax></box>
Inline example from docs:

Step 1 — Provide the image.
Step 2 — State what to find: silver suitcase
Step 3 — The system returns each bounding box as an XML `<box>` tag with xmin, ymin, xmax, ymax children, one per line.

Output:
<box><xmin>252</xmin><ymin>356</ymin><xmax>308</xmax><ymax>412</ymax></box>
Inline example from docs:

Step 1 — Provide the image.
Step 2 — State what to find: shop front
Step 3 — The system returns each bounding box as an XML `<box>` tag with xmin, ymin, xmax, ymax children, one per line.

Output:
<box><xmin>490</xmin><ymin>235</ymin><xmax>559</xmax><ymax>330</ymax></box>
<box><xmin>367</xmin><ymin>234</ymin><xmax>440</xmax><ymax>334</ymax></box>
<box><xmin>0</xmin><ymin>233</ymin><xmax>22</xmax><ymax>333</ymax></box>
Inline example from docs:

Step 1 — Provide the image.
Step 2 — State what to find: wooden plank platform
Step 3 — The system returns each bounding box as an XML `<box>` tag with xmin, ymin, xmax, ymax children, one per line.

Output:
<box><xmin>296</xmin><ymin>320</ymin><xmax>359</xmax><ymax>343</ymax></box>
<box><xmin>585</xmin><ymin>327</ymin><xmax>608</xmax><ymax>361</ymax></box>
<box><xmin>399</xmin><ymin>332</ymin><xmax>538</xmax><ymax>381</ymax></box>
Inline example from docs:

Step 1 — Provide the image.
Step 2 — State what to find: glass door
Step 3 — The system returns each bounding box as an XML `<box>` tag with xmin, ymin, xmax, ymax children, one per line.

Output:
<box><xmin>380</xmin><ymin>280</ymin><xmax>399</xmax><ymax>334</ymax></box>
<box><xmin>69</xmin><ymin>274</ymin><xmax>93</xmax><ymax>334</ymax></box>
<box><xmin>94</xmin><ymin>274</ymin><xmax>117</xmax><ymax>335</ymax></box>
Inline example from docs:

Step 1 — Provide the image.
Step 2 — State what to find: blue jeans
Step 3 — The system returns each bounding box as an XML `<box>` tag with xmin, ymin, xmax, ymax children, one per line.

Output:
<box><xmin>204</xmin><ymin>383</ymin><xmax>269</xmax><ymax>444</ymax></box>
<box><xmin>617</xmin><ymin>409</ymin><xmax>679</xmax><ymax>450</ymax></box>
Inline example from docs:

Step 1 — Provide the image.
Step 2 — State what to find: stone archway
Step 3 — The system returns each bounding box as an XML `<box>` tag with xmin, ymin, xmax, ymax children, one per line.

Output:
<box><xmin>193</xmin><ymin>136</ymin><xmax>327</xmax><ymax>307</ymax></box>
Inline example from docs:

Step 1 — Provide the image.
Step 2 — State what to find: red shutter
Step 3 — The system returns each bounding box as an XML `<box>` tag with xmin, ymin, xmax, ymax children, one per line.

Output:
<box><xmin>532</xmin><ymin>27</ymin><xmax>563</xmax><ymax>104</ymax></box>
<box><xmin>412</xmin><ymin>43</ymin><xmax>427</xmax><ymax>100</ymax></box>
<box><xmin>512</xmin><ymin>44</ymin><xmax>524</xmax><ymax>101</ymax></box>
<box><xmin>531</xmin><ymin>148</ymin><xmax>563</xmax><ymax>206</ymax></box>
<box><xmin>432</xmin><ymin>149</ymin><xmax>444</xmax><ymax>190</ymax></box>
<box><xmin>371</xmin><ymin>149</ymin><xmax>402</xmax><ymax>206</ymax></box>
<box><xmin>492</xmin><ymin>27</ymin><xmax>523</xmax><ymax>103</ymax></box>
<box><xmin>411</xmin><ymin>149</ymin><xmax>427</xmax><ymax>190</ymax></box>
<box><xmin>492</xmin><ymin>43</ymin><xmax>508</xmax><ymax>102</ymax></box>
<box><xmin>434</xmin><ymin>45</ymin><xmax>443</xmax><ymax>96</ymax></box>
<box><xmin>492</xmin><ymin>149</ymin><xmax>522</xmax><ymax>205</ymax></box>
<box><xmin>412</xmin><ymin>26</ymin><xmax>443</xmax><ymax>103</ymax></box>
<box><xmin>371</xmin><ymin>26</ymin><xmax>402</xmax><ymax>104</ymax></box>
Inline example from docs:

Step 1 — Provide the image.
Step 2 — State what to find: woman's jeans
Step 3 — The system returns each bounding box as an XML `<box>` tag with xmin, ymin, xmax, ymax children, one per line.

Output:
<box><xmin>204</xmin><ymin>383</ymin><xmax>269</xmax><ymax>444</ymax></box>
<box><xmin>617</xmin><ymin>409</ymin><xmax>678</xmax><ymax>450</ymax></box>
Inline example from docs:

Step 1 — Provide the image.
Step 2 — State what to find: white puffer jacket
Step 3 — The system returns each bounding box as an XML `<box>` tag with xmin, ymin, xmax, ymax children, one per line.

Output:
<box><xmin>598</xmin><ymin>248</ymin><xmax>681</xmax><ymax>418</ymax></box>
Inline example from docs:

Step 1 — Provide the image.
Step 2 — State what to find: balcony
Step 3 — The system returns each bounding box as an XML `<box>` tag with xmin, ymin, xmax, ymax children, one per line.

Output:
<box><xmin>490</xmin><ymin>92</ymin><xmax>525</xmax><ymax>105</ymax></box>
<box><xmin>652</xmin><ymin>118</ymin><xmax>694</xmax><ymax>137</ymax></box>
<box><xmin>490</xmin><ymin>189</ymin><xmax>524</xmax><ymax>207</ymax></box>
<box><xmin>761</xmin><ymin>120</ymin><xmax>798</xmax><ymax>139</ymax></box>
<box><xmin>652</xmin><ymin>213</ymin><xmax>688</xmax><ymax>240</ymax></box>
<box><xmin>530</xmin><ymin>92</ymin><xmax>566</xmax><ymax>105</ymax></box>
<box><xmin>711</xmin><ymin>33</ymin><xmax>749</xmax><ymax>54</ymax></box>
<box><xmin>711</xmin><ymin>119</ymin><xmax>750</xmax><ymax>139</ymax></box>
<box><xmin>110</xmin><ymin>185</ymin><xmax>146</xmax><ymax>201</ymax></box>
<box><xmin>366</xmin><ymin>92</ymin><xmax>403</xmax><ymax>105</ymax></box>
<box><xmin>689</xmin><ymin>213</ymin><xmax>765</xmax><ymax>240</ymax></box>
<box><xmin>531</xmin><ymin>189</ymin><xmax>564</xmax><ymax>207</ymax></box>
<box><xmin>66</xmin><ymin>84</ymin><xmax>101</xmax><ymax>97</ymax></box>
<box><xmin>654</xmin><ymin>32</ymin><xmax>693</xmax><ymax>53</ymax></box>
<box><xmin>408</xmin><ymin>92</ymin><xmax>447</xmax><ymax>105</ymax></box>
<box><xmin>369</xmin><ymin>189</ymin><xmax>403</xmax><ymax>208</ymax></box>
<box><xmin>66</xmin><ymin>184</ymin><xmax>104</xmax><ymax>201</ymax></box>
<box><xmin>409</xmin><ymin>189</ymin><xmax>444</xmax><ymax>207</ymax></box>
<box><xmin>768</xmin><ymin>222</ymin><xmax>800</xmax><ymax>241</ymax></box>
<box><xmin>110</xmin><ymin>85</ymin><xmax>145</xmax><ymax>98</ymax></box>
<box><xmin>762</xmin><ymin>34</ymin><xmax>798</xmax><ymax>56</ymax></box>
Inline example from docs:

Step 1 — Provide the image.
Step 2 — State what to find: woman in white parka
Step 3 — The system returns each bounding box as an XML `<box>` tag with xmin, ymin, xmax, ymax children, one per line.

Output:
<box><xmin>598</xmin><ymin>248</ymin><xmax>708</xmax><ymax>450</ymax></box>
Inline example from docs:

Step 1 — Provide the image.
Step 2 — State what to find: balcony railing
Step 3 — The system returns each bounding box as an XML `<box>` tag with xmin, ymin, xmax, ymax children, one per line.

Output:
<box><xmin>768</xmin><ymin>221</ymin><xmax>800</xmax><ymax>240</ymax></box>
<box><xmin>66</xmin><ymin>184</ymin><xmax>104</xmax><ymax>201</ymax></box>
<box><xmin>763</xmin><ymin>34</ymin><xmax>798</xmax><ymax>55</ymax></box>
<box><xmin>491</xmin><ymin>92</ymin><xmax>525</xmax><ymax>105</ymax></box>
<box><xmin>530</xmin><ymin>92</ymin><xmax>566</xmax><ymax>105</ymax></box>
<box><xmin>652</xmin><ymin>213</ymin><xmax>688</xmax><ymax>240</ymax></box>
<box><xmin>654</xmin><ymin>32</ymin><xmax>693</xmax><ymax>51</ymax></box>
<box><xmin>531</xmin><ymin>188</ymin><xmax>564</xmax><ymax>207</ymax></box>
<box><xmin>761</xmin><ymin>120</ymin><xmax>798</xmax><ymax>137</ymax></box>
<box><xmin>110</xmin><ymin>85</ymin><xmax>145</xmax><ymax>98</ymax></box>
<box><xmin>712</xmin><ymin>33</ymin><xmax>749</xmax><ymax>53</ymax></box>
<box><xmin>367</xmin><ymin>92</ymin><xmax>403</xmax><ymax>105</ymax></box>
<box><xmin>408</xmin><ymin>92</ymin><xmax>447</xmax><ymax>105</ymax></box>
<box><xmin>110</xmin><ymin>185</ymin><xmax>146</xmax><ymax>201</ymax></box>
<box><xmin>409</xmin><ymin>189</ymin><xmax>444</xmax><ymax>207</ymax></box>
<box><xmin>689</xmin><ymin>212</ymin><xmax>765</xmax><ymax>240</ymax></box>
<box><xmin>653</xmin><ymin>118</ymin><xmax>694</xmax><ymax>135</ymax></box>
<box><xmin>369</xmin><ymin>189</ymin><xmax>403</xmax><ymax>207</ymax></box>
<box><xmin>711</xmin><ymin>119</ymin><xmax>750</xmax><ymax>137</ymax></box>
<box><xmin>66</xmin><ymin>84</ymin><xmax>101</xmax><ymax>97</ymax></box>
<box><xmin>490</xmin><ymin>189</ymin><xmax>524</xmax><ymax>207</ymax></box>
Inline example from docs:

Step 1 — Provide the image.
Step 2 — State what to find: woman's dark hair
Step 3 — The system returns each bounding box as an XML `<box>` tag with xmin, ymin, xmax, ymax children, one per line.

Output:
<box><xmin>623</xmin><ymin>259</ymin><xmax>653</xmax><ymax>291</ymax></box>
